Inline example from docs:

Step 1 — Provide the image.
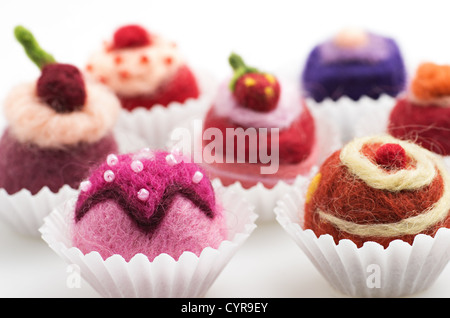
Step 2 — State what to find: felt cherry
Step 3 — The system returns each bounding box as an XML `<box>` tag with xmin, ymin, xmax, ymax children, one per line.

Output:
<box><xmin>14</xmin><ymin>26</ymin><xmax>87</xmax><ymax>113</ymax></box>
<box><xmin>112</xmin><ymin>24</ymin><xmax>152</xmax><ymax>50</ymax></box>
<box><xmin>375</xmin><ymin>143</ymin><xmax>407</xmax><ymax>170</ymax></box>
<box><xmin>229</xmin><ymin>53</ymin><xmax>280</xmax><ymax>112</ymax></box>
<box><xmin>36</xmin><ymin>64</ymin><xmax>86</xmax><ymax>112</ymax></box>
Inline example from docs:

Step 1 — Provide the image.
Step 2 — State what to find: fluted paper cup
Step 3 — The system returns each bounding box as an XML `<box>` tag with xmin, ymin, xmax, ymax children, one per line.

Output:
<box><xmin>39</xmin><ymin>181</ymin><xmax>257</xmax><ymax>298</ymax></box>
<box><xmin>274</xmin><ymin>173</ymin><xmax>450</xmax><ymax>298</ymax></box>
<box><xmin>116</xmin><ymin>69</ymin><xmax>217</xmax><ymax>150</ymax></box>
<box><xmin>0</xmin><ymin>128</ymin><xmax>147</xmax><ymax>237</ymax></box>
<box><xmin>307</xmin><ymin>94</ymin><xmax>396</xmax><ymax>144</ymax></box>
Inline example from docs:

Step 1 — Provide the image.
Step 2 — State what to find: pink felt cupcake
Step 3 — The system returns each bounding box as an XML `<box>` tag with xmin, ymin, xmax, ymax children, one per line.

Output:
<box><xmin>86</xmin><ymin>24</ymin><xmax>215</xmax><ymax>149</ymax></box>
<box><xmin>0</xmin><ymin>26</ymin><xmax>123</xmax><ymax>236</ymax></box>
<box><xmin>40</xmin><ymin>148</ymin><xmax>257</xmax><ymax>297</ymax></box>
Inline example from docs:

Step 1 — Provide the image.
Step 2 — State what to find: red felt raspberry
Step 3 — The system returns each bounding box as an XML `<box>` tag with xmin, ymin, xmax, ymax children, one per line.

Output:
<box><xmin>375</xmin><ymin>143</ymin><xmax>407</xmax><ymax>170</ymax></box>
<box><xmin>229</xmin><ymin>53</ymin><xmax>280</xmax><ymax>112</ymax></box>
<box><xmin>112</xmin><ymin>25</ymin><xmax>151</xmax><ymax>50</ymax></box>
<box><xmin>37</xmin><ymin>63</ymin><xmax>86</xmax><ymax>113</ymax></box>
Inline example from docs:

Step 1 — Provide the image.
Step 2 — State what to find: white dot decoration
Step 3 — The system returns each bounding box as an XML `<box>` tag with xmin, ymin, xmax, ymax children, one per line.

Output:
<box><xmin>137</xmin><ymin>188</ymin><xmax>150</xmax><ymax>201</ymax></box>
<box><xmin>192</xmin><ymin>171</ymin><xmax>203</xmax><ymax>184</ymax></box>
<box><xmin>106</xmin><ymin>154</ymin><xmax>119</xmax><ymax>167</ymax></box>
<box><xmin>165</xmin><ymin>154</ymin><xmax>178</xmax><ymax>166</ymax></box>
<box><xmin>80</xmin><ymin>180</ymin><xmax>92</xmax><ymax>192</ymax></box>
<box><xmin>103</xmin><ymin>170</ymin><xmax>115</xmax><ymax>183</ymax></box>
<box><xmin>131</xmin><ymin>160</ymin><xmax>144</xmax><ymax>173</ymax></box>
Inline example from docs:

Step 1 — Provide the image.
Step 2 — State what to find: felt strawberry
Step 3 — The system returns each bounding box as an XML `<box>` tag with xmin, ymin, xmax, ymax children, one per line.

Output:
<box><xmin>229</xmin><ymin>53</ymin><xmax>280</xmax><ymax>112</ymax></box>
<box><xmin>14</xmin><ymin>26</ymin><xmax>86</xmax><ymax>113</ymax></box>
<box><xmin>112</xmin><ymin>24</ymin><xmax>152</xmax><ymax>50</ymax></box>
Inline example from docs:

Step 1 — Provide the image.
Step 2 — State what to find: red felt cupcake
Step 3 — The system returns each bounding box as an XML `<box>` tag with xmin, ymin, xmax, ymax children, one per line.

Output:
<box><xmin>201</xmin><ymin>53</ymin><xmax>318</xmax><ymax>190</ymax></box>
<box><xmin>388</xmin><ymin>62</ymin><xmax>450</xmax><ymax>155</ymax></box>
<box><xmin>85</xmin><ymin>24</ymin><xmax>200</xmax><ymax>111</ymax></box>
<box><xmin>275</xmin><ymin>134</ymin><xmax>450</xmax><ymax>297</ymax></box>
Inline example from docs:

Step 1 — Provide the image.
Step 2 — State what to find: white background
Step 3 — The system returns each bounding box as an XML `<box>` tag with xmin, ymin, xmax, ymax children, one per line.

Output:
<box><xmin>0</xmin><ymin>0</ymin><xmax>450</xmax><ymax>298</ymax></box>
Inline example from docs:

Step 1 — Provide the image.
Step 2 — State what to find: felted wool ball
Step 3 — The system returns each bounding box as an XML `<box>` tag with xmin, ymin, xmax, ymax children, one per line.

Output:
<box><xmin>304</xmin><ymin>135</ymin><xmax>450</xmax><ymax>248</ymax></box>
<box><xmin>202</xmin><ymin>53</ymin><xmax>316</xmax><ymax>189</ymax></box>
<box><xmin>0</xmin><ymin>26</ymin><xmax>120</xmax><ymax>195</ymax></box>
<box><xmin>72</xmin><ymin>149</ymin><xmax>228</xmax><ymax>262</ymax></box>
<box><xmin>388</xmin><ymin>62</ymin><xmax>450</xmax><ymax>155</ymax></box>
<box><xmin>301</xmin><ymin>28</ymin><xmax>406</xmax><ymax>102</ymax></box>
<box><xmin>85</xmin><ymin>24</ymin><xmax>199</xmax><ymax>111</ymax></box>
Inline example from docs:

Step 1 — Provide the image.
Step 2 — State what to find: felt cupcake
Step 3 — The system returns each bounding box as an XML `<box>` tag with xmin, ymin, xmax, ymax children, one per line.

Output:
<box><xmin>201</xmin><ymin>53</ymin><xmax>319</xmax><ymax>189</ymax></box>
<box><xmin>302</xmin><ymin>28</ymin><xmax>406</xmax><ymax>102</ymax></box>
<box><xmin>86</xmin><ymin>24</ymin><xmax>200</xmax><ymax>111</ymax></box>
<box><xmin>302</xmin><ymin>28</ymin><xmax>407</xmax><ymax>142</ymax></box>
<box><xmin>87</xmin><ymin>24</ymin><xmax>214</xmax><ymax>149</ymax></box>
<box><xmin>388</xmin><ymin>62</ymin><xmax>450</xmax><ymax>156</ymax></box>
<box><xmin>169</xmin><ymin>53</ymin><xmax>340</xmax><ymax>222</ymax></box>
<box><xmin>40</xmin><ymin>148</ymin><xmax>257</xmax><ymax>298</ymax></box>
<box><xmin>0</xmin><ymin>26</ymin><xmax>122</xmax><ymax>235</ymax></box>
<box><xmin>275</xmin><ymin>135</ymin><xmax>450</xmax><ymax>297</ymax></box>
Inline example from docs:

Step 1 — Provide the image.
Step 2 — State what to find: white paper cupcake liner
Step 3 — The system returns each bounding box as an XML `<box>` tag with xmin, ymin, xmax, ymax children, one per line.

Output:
<box><xmin>307</xmin><ymin>94</ymin><xmax>397</xmax><ymax>144</ymax></box>
<box><xmin>0</xmin><ymin>128</ymin><xmax>147</xmax><ymax>237</ymax></box>
<box><xmin>116</xmin><ymin>68</ymin><xmax>217</xmax><ymax>150</ymax></box>
<box><xmin>39</xmin><ymin>181</ymin><xmax>257</xmax><ymax>298</ymax></box>
<box><xmin>274</xmin><ymin>174</ymin><xmax>450</xmax><ymax>298</ymax></box>
<box><xmin>167</xmin><ymin>108</ymin><xmax>342</xmax><ymax>222</ymax></box>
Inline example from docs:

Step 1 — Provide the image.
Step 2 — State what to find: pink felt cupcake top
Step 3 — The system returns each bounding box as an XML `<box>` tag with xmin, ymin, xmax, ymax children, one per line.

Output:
<box><xmin>75</xmin><ymin>149</ymin><xmax>218</xmax><ymax>233</ymax></box>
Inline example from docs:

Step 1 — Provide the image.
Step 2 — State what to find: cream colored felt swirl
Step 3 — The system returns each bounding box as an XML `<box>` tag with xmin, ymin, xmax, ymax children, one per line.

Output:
<box><xmin>317</xmin><ymin>135</ymin><xmax>450</xmax><ymax>237</ymax></box>
<box><xmin>339</xmin><ymin>135</ymin><xmax>436</xmax><ymax>191</ymax></box>
<box><xmin>3</xmin><ymin>80</ymin><xmax>120</xmax><ymax>148</ymax></box>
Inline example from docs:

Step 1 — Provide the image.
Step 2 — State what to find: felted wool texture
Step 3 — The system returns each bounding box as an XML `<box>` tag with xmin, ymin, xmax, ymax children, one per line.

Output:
<box><xmin>73</xmin><ymin>149</ymin><xmax>226</xmax><ymax>261</ymax></box>
<box><xmin>304</xmin><ymin>138</ymin><xmax>450</xmax><ymax>248</ymax></box>
<box><xmin>410</xmin><ymin>63</ymin><xmax>450</xmax><ymax>103</ymax></box>
<box><xmin>72</xmin><ymin>196</ymin><xmax>226</xmax><ymax>262</ymax></box>
<box><xmin>86</xmin><ymin>29</ymin><xmax>191</xmax><ymax>99</ymax></box>
<box><xmin>212</xmin><ymin>78</ymin><xmax>303</xmax><ymax>130</ymax></box>
<box><xmin>3</xmin><ymin>80</ymin><xmax>121</xmax><ymax>148</ymax></box>
<box><xmin>37</xmin><ymin>63</ymin><xmax>87</xmax><ymax>113</ymax></box>
<box><xmin>301</xmin><ymin>36</ymin><xmax>406</xmax><ymax>102</ymax></box>
<box><xmin>203</xmin><ymin>102</ymin><xmax>316</xmax><ymax>165</ymax></box>
<box><xmin>0</xmin><ymin>128</ymin><xmax>118</xmax><ymax>195</ymax></box>
<box><xmin>118</xmin><ymin>65</ymin><xmax>199</xmax><ymax>111</ymax></box>
<box><xmin>388</xmin><ymin>98</ymin><xmax>450</xmax><ymax>155</ymax></box>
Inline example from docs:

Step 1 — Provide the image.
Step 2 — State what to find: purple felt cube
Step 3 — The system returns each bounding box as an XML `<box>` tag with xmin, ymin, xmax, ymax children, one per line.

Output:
<box><xmin>301</xmin><ymin>32</ymin><xmax>406</xmax><ymax>102</ymax></box>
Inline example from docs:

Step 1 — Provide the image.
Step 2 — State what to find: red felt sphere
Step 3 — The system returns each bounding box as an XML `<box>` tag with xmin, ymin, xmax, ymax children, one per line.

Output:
<box><xmin>388</xmin><ymin>98</ymin><xmax>450</xmax><ymax>155</ymax></box>
<box><xmin>113</xmin><ymin>25</ymin><xmax>151</xmax><ymax>50</ymax></box>
<box><xmin>36</xmin><ymin>63</ymin><xmax>86</xmax><ymax>113</ymax></box>
<box><xmin>375</xmin><ymin>143</ymin><xmax>407</xmax><ymax>170</ymax></box>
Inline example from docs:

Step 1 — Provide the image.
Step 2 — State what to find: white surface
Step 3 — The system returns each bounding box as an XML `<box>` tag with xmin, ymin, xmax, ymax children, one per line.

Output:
<box><xmin>0</xmin><ymin>218</ymin><xmax>449</xmax><ymax>298</ymax></box>
<box><xmin>1</xmin><ymin>0</ymin><xmax>450</xmax><ymax>298</ymax></box>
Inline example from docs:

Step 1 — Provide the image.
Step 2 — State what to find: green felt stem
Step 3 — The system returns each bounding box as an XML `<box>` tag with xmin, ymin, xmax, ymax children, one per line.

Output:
<box><xmin>228</xmin><ymin>52</ymin><xmax>259</xmax><ymax>91</ymax></box>
<box><xmin>14</xmin><ymin>25</ymin><xmax>56</xmax><ymax>70</ymax></box>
